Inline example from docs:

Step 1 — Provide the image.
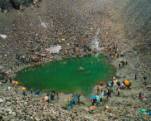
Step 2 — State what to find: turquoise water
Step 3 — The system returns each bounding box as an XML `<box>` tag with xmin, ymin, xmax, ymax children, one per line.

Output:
<box><xmin>15</xmin><ymin>55</ymin><xmax>115</xmax><ymax>94</ymax></box>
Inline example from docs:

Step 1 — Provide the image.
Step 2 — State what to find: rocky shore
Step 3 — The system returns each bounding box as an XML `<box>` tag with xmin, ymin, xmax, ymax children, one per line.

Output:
<box><xmin>0</xmin><ymin>76</ymin><xmax>150</xmax><ymax>121</ymax></box>
<box><xmin>0</xmin><ymin>85</ymin><xmax>88</xmax><ymax>121</ymax></box>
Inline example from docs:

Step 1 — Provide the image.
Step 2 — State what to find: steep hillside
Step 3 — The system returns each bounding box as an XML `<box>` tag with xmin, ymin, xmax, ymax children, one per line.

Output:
<box><xmin>111</xmin><ymin>0</ymin><xmax>151</xmax><ymax>79</ymax></box>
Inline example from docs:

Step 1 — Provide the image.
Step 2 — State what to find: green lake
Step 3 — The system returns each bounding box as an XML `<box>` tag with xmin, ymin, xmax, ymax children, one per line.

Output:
<box><xmin>15</xmin><ymin>55</ymin><xmax>115</xmax><ymax>95</ymax></box>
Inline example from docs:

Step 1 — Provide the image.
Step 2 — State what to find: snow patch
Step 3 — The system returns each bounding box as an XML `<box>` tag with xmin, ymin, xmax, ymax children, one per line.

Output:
<box><xmin>46</xmin><ymin>45</ymin><xmax>62</xmax><ymax>54</ymax></box>
<box><xmin>0</xmin><ymin>34</ymin><xmax>7</xmax><ymax>39</ymax></box>
<box><xmin>90</xmin><ymin>28</ymin><xmax>101</xmax><ymax>51</ymax></box>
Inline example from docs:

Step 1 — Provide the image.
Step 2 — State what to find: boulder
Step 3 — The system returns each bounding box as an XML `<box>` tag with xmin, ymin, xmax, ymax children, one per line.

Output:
<box><xmin>0</xmin><ymin>0</ymin><xmax>40</xmax><ymax>11</ymax></box>
<box><xmin>0</xmin><ymin>98</ymin><xmax>4</xmax><ymax>103</ymax></box>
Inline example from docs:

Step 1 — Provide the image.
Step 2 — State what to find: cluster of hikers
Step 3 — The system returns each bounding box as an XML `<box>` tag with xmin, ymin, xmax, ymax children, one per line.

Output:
<box><xmin>90</xmin><ymin>77</ymin><xmax>131</xmax><ymax>107</ymax></box>
<box><xmin>10</xmin><ymin>80</ymin><xmax>59</xmax><ymax>102</ymax></box>
<box><xmin>66</xmin><ymin>76</ymin><xmax>132</xmax><ymax>111</ymax></box>
<box><xmin>4</xmin><ymin>75</ymin><xmax>150</xmax><ymax>114</ymax></box>
<box><xmin>9</xmin><ymin>76</ymin><xmax>132</xmax><ymax>111</ymax></box>
<box><xmin>43</xmin><ymin>91</ymin><xmax>59</xmax><ymax>103</ymax></box>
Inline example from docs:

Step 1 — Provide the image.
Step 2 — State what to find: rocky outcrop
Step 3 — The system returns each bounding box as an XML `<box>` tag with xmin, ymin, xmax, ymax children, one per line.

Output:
<box><xmin>0</xmin><ymin>0</ymin><xmax>40</xmax><ymax>11</ymax></box>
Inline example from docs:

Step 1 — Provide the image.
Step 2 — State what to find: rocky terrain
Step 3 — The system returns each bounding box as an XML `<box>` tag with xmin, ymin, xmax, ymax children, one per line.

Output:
<box><xmin>0</xmin><ymin>0</ymin><xmax>151</xmax><ymax>121</ymax></box>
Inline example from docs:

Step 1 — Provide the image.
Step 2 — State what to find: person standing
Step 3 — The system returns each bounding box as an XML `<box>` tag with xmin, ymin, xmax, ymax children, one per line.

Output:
<box><xmin>106</xmin><ymin>87</ymin><xmax>112</xmax><ymax>99</ymax></box>
<box><xmin>116</xmin><ymin>86</ymin><xmax>120</xmax><ymax>96</ymax></box>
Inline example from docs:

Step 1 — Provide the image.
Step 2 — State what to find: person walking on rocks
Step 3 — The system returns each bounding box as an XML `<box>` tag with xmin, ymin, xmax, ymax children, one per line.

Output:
<box><xmin>96</xmin><ymin>85</ymin><xmax>101</xmax><ymax>95</ymax></box>
<box><xmin>22</xmin><ymin>90</ymin><xmax>27</xmax><ymax>96</ymax></box>
<box><xmin>134</xmin><ymin>74</ymin><xmax>137</xmax><ymax>80</ymax></box>
<box><xmin>106</xmin><ymin>87</ymin><xmax>112</xmax><ymax>99</ymax></box>
<box><xmin>116</xmin><ymin>86</ymin><xmax>120</xmax><ymax>96</ymax></box>
<box><xmin>50</xmin><ymin>91</ymin><xmax>55</xmax><ymax>101</ymax></box>
<box><xmin>44</xmin><ymin>94</ymin><xmax>49</xmax><ymax>103</ymax></box>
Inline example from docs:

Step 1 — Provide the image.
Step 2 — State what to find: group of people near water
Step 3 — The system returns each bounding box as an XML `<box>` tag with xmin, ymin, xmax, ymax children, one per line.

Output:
<box><xmin>10</xmin><ymin>80</ymin><xmax>59</xmax><ymax>103</ymax></box>
<box><xmin>7</xmin><ymin>76</ymin><xmax>132</xmax><ymax>112</ymax></box>
<box><xmin>4</xmin><ymin>75</ymin><xmax>149</xmax><ymax>114</ymax></box>
<box><xmin>66</xmin><ymin>76</ymin><xmax>132</xmax><ymax>111</ymax></box>
<box><xmin>43</xmin><ymin>90</ymin><xmax>59</xmax><ymax>103</ymax></box>
<box><xmin>90</xmin><ymin>77</ymin><xmax>131</xmax><ymax>107</ymax></box>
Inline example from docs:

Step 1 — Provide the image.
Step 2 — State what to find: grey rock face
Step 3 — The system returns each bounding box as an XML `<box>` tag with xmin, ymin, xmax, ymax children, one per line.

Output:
<box><xmin>0</xmin><ymin>0</ymin><xmax>39</xmax><ymax>11</ymax></box>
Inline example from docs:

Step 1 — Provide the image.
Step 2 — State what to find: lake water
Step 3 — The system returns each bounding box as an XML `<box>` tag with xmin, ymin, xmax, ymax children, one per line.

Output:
<box><xmin>15</xmin><ymin>55</ymin><xmax>115</xmax><ymax>95</ymax></box>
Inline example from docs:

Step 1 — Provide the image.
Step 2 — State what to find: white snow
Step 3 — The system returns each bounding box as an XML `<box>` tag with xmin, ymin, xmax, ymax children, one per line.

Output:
<box><xmin>0</xmin><ymin>34</ymin><xmax>7</xmax><ymax>39</ymax></box>
<box><xmin>90</xmin><ymin>28</ymin><xmax>101</xmax><ymax>51</ymax></box>
<box><xmin>41</xmin><ymin>22</ymin><xmax>47</xmax><ymax>28</ymax></box>
<box><xmin>46</xmin><ymin>45</ymin><xmax>62</xmax><ymax>54</ymax></box>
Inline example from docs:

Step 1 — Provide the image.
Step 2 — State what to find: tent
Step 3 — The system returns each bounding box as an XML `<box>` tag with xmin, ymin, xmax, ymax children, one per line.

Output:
<box><xmin>123</xmin><ymin>80</ymin><xmax>131</xmax><ymax>88</ymax></box>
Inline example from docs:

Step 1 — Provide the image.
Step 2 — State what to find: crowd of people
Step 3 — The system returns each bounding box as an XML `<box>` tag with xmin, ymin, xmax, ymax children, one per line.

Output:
<box><xmin>64</xmin><ymin>76</ymin><xmax>133</xmax><ymax>112</ymax></box>
<box><xmin>5</xmin><ymin>73</ymin><xmax>149</xmax><ymax>113</ymax></box>
<box><xmin>90</xmin><ymin>77</ymin><xmax>132</xmax><ymax>107</ymax></box>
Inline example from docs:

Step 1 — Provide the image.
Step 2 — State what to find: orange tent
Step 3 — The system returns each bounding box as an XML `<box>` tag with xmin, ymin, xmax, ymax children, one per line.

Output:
<box><xmin>123</xmin><ymin>80</ymin><xmax>131</xmax><ymax>88</ymax></box>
